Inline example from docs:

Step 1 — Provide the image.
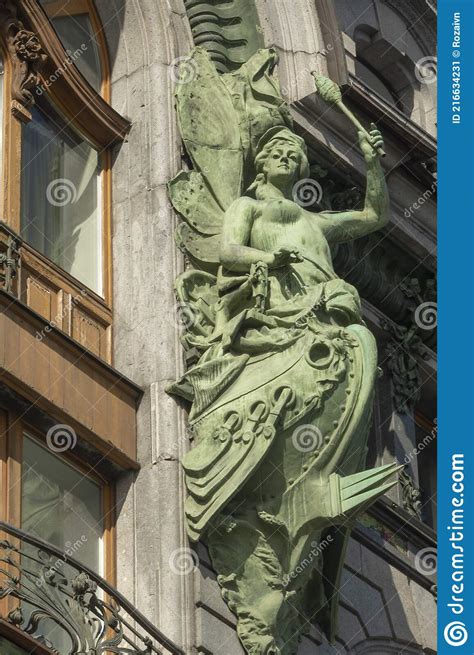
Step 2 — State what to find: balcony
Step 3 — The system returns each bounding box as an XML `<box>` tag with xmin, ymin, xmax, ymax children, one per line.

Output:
<box><xmin>0</xmin><ymin>221</ymin><xmax>112</xmax><ymax>362</ymax></box>
<box><xmin>0</xmin><ymin>221</ymin><xmax>142</xmax><ymax>470</ymax></box>
<box><xmin>0</xmin><ymin>522</ymin><xmax>184</xmax><ymax>655</ymax></box>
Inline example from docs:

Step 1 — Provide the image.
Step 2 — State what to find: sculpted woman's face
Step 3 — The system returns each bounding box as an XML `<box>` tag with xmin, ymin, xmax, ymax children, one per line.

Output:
<box><xmin>263</xmin><ymin>143</ymin><xmax>301</xmax><ymax>189</ymax></box>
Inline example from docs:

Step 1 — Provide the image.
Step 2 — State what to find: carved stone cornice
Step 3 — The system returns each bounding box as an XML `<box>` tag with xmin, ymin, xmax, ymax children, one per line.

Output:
<box><xmin>332</xmin><ymin>233</ymin><xmax>435</xmax><ymax>327</ymax></box>
<box><xmin>0</xmin><ymin>0</ymin><xmax>47</xmax><ymax>120</ymax></box>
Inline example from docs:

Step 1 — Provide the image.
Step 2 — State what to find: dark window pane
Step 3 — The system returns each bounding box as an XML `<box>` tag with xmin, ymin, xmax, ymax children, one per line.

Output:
<box><xmin>0</xmin><ymin>638</ymin><xmax>30</xmax><ymax>655</ymax></box>
<box><xmin>38</xmin><ymin>2</ymin><xmax>102</xmax><ymax>92</ymax></box>
<box><xmin>51</xmin><ymin>14</ymin><xmax>102</xmax><ymax>92</ymax></box>
<box><xmin>22</xmin><ymin>434</ymin><xmax>103</xmax><ymax>574</ymax></box>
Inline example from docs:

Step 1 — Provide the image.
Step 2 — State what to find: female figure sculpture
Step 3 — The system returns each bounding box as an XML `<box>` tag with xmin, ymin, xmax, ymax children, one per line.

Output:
<box><xmin>168</xmin><ymin>47</ymin><xmax>399</xmax><ymax>654</ymax></box>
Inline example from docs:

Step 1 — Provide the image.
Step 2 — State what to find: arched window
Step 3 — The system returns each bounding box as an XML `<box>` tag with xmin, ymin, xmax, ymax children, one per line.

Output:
<box><xmin>333</xmin><ymin>1</ymin><xmax>436</xmax><ymax>135</ymax></box>
<box><xmin>38</xmin><ymin>0</ymin><xmax>108</xmax><ymax>96</ymax></box>
<box><xmin>0</xmin><ymin>0</ymin><xmax>129</xmax><ymax>358</ymax></box>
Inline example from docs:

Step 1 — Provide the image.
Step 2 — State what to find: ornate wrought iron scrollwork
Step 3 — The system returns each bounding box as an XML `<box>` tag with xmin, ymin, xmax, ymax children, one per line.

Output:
<box><xmin>0</xmin><ymin>522</ymin><xmax>185</xmax><ymax>655</ymax></box>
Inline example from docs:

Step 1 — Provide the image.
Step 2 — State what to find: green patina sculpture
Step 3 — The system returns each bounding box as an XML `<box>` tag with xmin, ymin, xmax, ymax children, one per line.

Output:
<box><xmin>167</xmin><ymin>47</ymin><xmax>400</xmax><ymax>654</ymax></box>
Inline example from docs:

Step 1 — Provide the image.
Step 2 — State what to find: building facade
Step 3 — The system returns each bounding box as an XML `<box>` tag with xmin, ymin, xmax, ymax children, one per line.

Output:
<box><xmin>0</xmin><ymin>1</ymin><xmax>437</xmax><ymax>654</ymax></box>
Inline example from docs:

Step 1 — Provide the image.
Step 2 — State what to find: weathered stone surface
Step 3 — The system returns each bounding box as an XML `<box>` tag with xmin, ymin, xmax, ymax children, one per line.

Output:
<box><xmin>339</xmin><ymin>568</ymin><xmax>392</xmax><ymax>638</ymax></box>
<box><xmin>195</xmin><ymin>607</ymin><xmax>244</xmax><ymax>655</ymax></box>
<box><xmin>410</xmin><ymin>582</ymin><xmax>437</xmax><ymax>652</ymax></box>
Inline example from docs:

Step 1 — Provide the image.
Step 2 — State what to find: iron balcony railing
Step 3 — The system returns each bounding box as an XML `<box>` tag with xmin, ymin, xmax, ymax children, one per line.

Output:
<box><xmin>0</xmin><ymin>521</ymin><xmax>185</xmax><ymax>655</ymax></box>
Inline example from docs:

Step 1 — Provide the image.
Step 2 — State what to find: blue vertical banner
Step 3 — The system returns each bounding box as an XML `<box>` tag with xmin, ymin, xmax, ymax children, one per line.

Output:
<box><xmin>438</xmin><ymin>1</ymin><xmax>474</xmax><ymax>653</ymax></box>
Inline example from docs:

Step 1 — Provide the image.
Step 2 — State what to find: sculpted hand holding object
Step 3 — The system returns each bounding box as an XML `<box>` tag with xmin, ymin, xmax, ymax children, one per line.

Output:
<box><xmin>167</xmin><ymin>47</ymin><xmax>400</xmax><ymax>654</ymax></box>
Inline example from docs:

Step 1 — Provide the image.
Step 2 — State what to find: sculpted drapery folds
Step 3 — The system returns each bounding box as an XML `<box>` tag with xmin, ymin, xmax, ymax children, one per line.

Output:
<box><xmin>167</xmin><ymin>47</ymin><xmax>400</xmax><ymax>654</ymax></box>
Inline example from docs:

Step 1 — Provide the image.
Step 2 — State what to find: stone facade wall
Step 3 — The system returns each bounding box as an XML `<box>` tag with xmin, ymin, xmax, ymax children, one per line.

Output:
<box><xmin>94</xmin><ymin>0</ymin><xmax>196</xmax><ymax>650</ymax></box>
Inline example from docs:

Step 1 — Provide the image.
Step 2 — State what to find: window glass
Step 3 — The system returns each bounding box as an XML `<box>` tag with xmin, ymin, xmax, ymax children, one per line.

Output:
<box><xmin>22</xmin><ymin>434</ymin><xmax>103</xmax><ymax>574</ymax></box>
<box><xmin>51</xmin><ymin>14</ymin><xmax>102</xmax><ymax>92</ymax></box>
<box><xmin>20</xmin><ymin>101</ymin><xmax>102</xmax><ymax>295</ymax></box>
<box><xmin>0</xmin><ymin>639</ymin><xmax>30</xmax><ymax>655</ymax></box>
<box><xmin>39</xmin><ymin>1</ymin><xmax>102</xmax><ymax>92</ymax></box>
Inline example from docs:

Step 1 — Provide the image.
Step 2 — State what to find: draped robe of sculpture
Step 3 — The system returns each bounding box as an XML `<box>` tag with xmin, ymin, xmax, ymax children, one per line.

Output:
<box><xmin>167</xmin><ymin>47</ymin><xmax>400</xmax><ymax>655</ymax></box>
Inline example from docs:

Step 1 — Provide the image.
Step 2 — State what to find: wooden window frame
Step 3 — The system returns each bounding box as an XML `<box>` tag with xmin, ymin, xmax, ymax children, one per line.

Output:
<box><xmin>0</xmin><ymin>406</ymin><xmax>116</xmax><ymax>587</ymax></box>
<box><xmin>1</xmin><ymin>0</ymin><xmax>112</xmax><ymax>302</ymax></box>
<box><xmin>0</xmin><ymin>0</ymin><xmax>130</xmax><ymax>361</ymax></box>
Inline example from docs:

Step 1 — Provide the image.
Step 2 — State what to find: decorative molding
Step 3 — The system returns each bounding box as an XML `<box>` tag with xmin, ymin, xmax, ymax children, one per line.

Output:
<box><xmin>332</xmin><ymin>235</ymin><xmax>435</xmax><ymax>326</ymax></box>
<box><xmin>382</xmin><ymin>277</ymin><xmax>436</xmax><ymax>413</ymax></box>
<box><xmin>295</xmin><ymin>88</ymin><xmax>437</xmax><ymax>194</ymax></box>
<box><xmin>399</xmin><ymin>469</ymin><xmax>423</xmax><ymax>519</ymax></box>
<box><xmin>383</xmin><ymin>320</ymin><xmax>426</xmax><ymax>413</ymax></box>
<box><xmin>354</xmin><ymin>495</ymin><xmax>438</xmax><ymax>597</ymax></box>
<box><xmin>369</xmin><ymin>496</ymin><xmax>436</xmax><ymax>549</ymax></box>
<box><xmin>5</xmin><ymin>0</ymin><xmax>131</xmax><ymax>146</ymax></box>
<box><xmin>0</xmin><ymin>0</ymin><xmax>47</xmax><ymax>121</ymax></box>
<box><xmin>344</xmin><ymin>76</ymin><xmax>437</xmax><ymax>156</ymax></box>
<box><xmin>0</xmin><ymin>230</ymin><xmax>20</xmax><ymax>293</ymax></box>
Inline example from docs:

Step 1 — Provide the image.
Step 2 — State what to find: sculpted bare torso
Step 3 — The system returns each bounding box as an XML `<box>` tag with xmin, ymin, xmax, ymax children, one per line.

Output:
<box><xmin>249</xmin><ymin>198</ymin><xmax>336</xmax><ymax>284</ymax></box>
